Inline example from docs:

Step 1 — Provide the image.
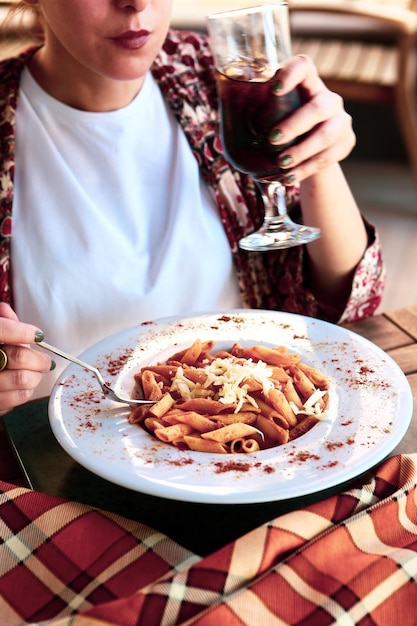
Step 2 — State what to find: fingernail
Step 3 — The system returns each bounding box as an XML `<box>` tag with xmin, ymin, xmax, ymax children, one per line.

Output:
<box><xmin>50</xmin><ymin>360</ymin><xmax>56</xmax><ymax>371</ymax></box>
<box><xmin>34</xmin><ymin>331</ymin><xmax>44</xmax><ymax>343</ymax></box>
<box><xmin>272</xmin><ymin>80</ymin><xmax>282</xmax><ymax>93</ymax></box>
<box><xmin>285</xmin><ymin>174</ymin><xmax>296</xmax><ymax>184</ymax></box>
<box><xmin>268</xmin><ymin>128</ymin><xmax>283</xmax><ymax>143</ymax></box>
<box><xmin>279</xmin><ymin>154</ymin><xmax>292</xmax><ymax>167</ymax></box>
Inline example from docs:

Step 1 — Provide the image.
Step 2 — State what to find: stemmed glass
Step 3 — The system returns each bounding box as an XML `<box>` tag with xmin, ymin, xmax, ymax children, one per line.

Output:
<box><xmin>207</xmin><ymin>2</ymin><xmax>321</xmax><ymax>251</ymax></box>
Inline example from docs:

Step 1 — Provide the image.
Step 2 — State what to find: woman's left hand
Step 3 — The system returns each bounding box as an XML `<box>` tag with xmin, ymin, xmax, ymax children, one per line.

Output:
<box><xmin>268</xmin><ymin>54</ymin><xmax>356</xmax><ymax>184</ymax></box>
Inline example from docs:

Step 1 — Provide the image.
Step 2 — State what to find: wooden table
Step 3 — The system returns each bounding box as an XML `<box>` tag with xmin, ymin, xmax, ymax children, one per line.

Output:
<box><xmin>1</xmin><ymin>305</ymin><xmax>416</xmax><ymax>554</ymax></box>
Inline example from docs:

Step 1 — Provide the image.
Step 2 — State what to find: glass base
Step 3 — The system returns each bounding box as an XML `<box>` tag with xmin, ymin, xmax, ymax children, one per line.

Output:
<box><xmin>239</xmin><ymin>221</ymin><xmax>321</xmax><ymax>252</ymax></box>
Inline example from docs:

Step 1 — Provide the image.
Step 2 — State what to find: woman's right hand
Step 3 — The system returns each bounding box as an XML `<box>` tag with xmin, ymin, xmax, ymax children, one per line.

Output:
<box><xmin>0</xmin><ymin>303</ymin><xmax>53</xmax><ymax>416</ymax></box>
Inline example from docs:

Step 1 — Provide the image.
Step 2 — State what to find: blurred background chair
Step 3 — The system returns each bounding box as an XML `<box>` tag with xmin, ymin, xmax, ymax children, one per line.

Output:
<box><xmin>289</xmin><ymin>0</ymin><xmax>417</xmax><ymax>185</ymax></box>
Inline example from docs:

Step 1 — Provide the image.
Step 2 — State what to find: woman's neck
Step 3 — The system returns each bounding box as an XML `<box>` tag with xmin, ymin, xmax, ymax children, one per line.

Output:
<box><xmin>27</xmin><ymin>46</ymin><xmax>145</xmax><ymax>112</ymax></box>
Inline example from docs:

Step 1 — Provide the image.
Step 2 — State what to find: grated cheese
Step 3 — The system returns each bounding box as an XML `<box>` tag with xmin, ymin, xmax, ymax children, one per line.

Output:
<box><xmin>170</xmin><ymin>357</ymin><xmax>274</xmax><ymax>412</ymax></box>
<box><xmin>169</xmin><ymin>355</ymin><xmax>329</xmax><ymax>418</ymax></box>
<box><xmin>303</xmin><ymin>388</ymin><xmax>328</xmax><ymax>410</ymax></box>
<box><xmin>289</xmin><ymin>388</ymin><xmax>328</xmax><ymax>419</ymax></box>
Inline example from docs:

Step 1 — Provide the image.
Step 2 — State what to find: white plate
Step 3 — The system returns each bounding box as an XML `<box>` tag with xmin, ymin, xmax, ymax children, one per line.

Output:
<box><xmin>49</xmin><ymin>310</ymin><xmax>413</xmax><ymax>504</ymax></box>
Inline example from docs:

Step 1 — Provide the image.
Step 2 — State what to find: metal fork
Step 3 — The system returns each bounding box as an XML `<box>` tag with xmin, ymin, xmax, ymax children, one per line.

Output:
<box><xmin>38</xmin><ymin>341</ymin><xmax>156</xmax><ymax>405</ymax></box>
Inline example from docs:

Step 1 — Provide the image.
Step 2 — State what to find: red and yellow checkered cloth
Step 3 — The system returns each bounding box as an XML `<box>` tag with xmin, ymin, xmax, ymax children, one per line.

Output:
<box><xmin>1</xmin><ymin>453</ymin><xmax>417</xmax><ymax>625</ymax></box>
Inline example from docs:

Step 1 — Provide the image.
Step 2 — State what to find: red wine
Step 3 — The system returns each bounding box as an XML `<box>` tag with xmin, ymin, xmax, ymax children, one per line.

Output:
<box><xmin>216</xmin><ymin>69</ymin><xmax>302</xmax><ymax>180</ymax></box>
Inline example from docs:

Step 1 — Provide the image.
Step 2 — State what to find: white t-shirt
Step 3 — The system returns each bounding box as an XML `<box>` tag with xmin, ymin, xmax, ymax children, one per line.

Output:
<box><xmin>12</xmin><ymin>68</ymin><xmax>242</xmax><ymax>397</ymax></box>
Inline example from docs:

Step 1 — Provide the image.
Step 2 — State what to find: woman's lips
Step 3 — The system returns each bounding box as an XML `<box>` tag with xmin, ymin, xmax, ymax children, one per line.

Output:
<box><xmin>112</xmin><ymin>30</ymin><xmax>151</xmax><ymax>50</ymax></box>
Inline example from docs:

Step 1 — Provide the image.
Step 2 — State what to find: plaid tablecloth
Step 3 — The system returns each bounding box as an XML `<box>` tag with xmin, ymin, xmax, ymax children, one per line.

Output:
<box><xmin>1</xmin><ymin>453</ymin><xmax>417</xmax><ymax>625</ymax></box>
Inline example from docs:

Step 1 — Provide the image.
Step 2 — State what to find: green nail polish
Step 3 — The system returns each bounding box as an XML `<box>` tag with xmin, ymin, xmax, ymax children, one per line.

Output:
<box><xmin>272</xmin><ymin>80</ymin><xmax>282</xmax><ymax>93</ymax></box>
<box><xmin>279</xmin><ymin>154</ymin><xmax>292</xmax><ymax>167</ymax></box>
<box><xmin>34</xmin><ymin>331</ymin><xmax>44</xmax><ymax>343</ymax></box>
<box><xmin>50</xmin><ymin>360</ymin><xmax>56</xmax><ymax>371</ymax></box>
<box><xmin>286</xmin><ymin>174</ymin><xmax>296</xmax><ymax>184</ymax></box>
<box><xmin>269</xmin><ymin>128</ymin><xmax>283</xmax><ymax>143</ymax></box>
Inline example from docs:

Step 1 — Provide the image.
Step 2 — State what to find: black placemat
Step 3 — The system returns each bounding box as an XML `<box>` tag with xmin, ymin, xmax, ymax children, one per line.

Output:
<box><xmin>4</xmin><ymin>400</ymin><xmax>360</xmax><ymax>555</ymax></box>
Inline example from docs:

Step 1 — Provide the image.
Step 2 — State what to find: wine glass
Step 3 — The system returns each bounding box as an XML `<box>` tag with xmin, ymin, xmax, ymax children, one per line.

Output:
<box><xmin>207</xmin><ymin>2</ymin><xmax>321</xmax><ymax>251</ymax></box>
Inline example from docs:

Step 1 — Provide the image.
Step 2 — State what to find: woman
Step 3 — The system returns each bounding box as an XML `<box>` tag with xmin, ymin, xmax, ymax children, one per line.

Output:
<box><xmin>0</xmin><ymin>0</ymin><xmax>384</xmax><ymax>413</ymax></box>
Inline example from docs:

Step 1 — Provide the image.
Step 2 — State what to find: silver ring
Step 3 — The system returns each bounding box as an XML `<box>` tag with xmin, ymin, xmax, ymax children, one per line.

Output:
<box><xmin>0</xmin><ymin>348</ymin><xmax>8</xmax><ymax>372</ymax></box>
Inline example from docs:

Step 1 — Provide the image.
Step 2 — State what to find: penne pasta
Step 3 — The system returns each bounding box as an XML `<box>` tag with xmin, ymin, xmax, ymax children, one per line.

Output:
<box><xmin>297</xmin><ymin>361</ymin><xmax>329</xmax><ymax>387</ymax></box>
<box><xmin>230</xmin><ymin>438</ymin><xmax>260</xmax><ymax>453</ymax></box>
<box><xmin>201</xmin><ymin>422</ymin><xmax>260</xmax><ymax>443</ymax></box>
<box><xmin>214</xmin><ymin>411</ymin><xmax>258</xmax><ymax>425</ymax></box>
<box><xmin>255</xmin><ymin>397</ymin><xmax>288</xmax><ymax>425</ymax></box>
<box><xmin>130</xmin><ymin>339</ymin><xmax>329</xmax><ymax>455</ymax></box>
<box><xmin>291</xmin><ymin>366</ymin><xmax>317</xmax><ymax>401</ymax></box>
<box><xmin>154</xmin><ymin>423</ymin><xmax>194</xmax><ymax>442</ymax></box>
<box><xmin>168</xmin><ymin>411</ymin><xmax>218</xmax><ymax>433</ymax></box>
<box><xmin>267</xmin><ymin>388</ymin><xmax>298</xmax><ymax>427</ymax></box>
<box><xmin>289</xmin><ymin>415</ymin><xmax>320</xmax><ymax>441</ymax></box>
<box><xmin>181</xmin><ymin>368</ymin><xmax>208</xmax><ymax>385</ymax></box>
<box><xmin>256</xmin><ymin>415</ymin><xmax>289</xmax><ymax>445</ymax></box>
<box><xmin>184</xmin><ymin>436</ymin><xmax>228</xmax><ymax>454</ymax></box>
<box><xmin>144</xmin><ymin>417</ymin><xmax>166</xmax><ymax>432</ymax></box>
<box><xmin>148</xmin><ymin>392</ymin><xmax>176</xmax><ymax>418</ymax></box>
<box><xmin>140</xmin><ymin>370</ymin><xmax>163</xmax><ymax>401</ymax></box>
<box><xmin>128</xmin><ymin>405</ymin><xmax>149</xmax><ymax>424</ymax></box>
<box><xmin>178</xmin><ymin>398</ymin><xmax>237</xmax><ymax>415</ymax></box>
<box><xmin>283</xmin><ymin>378</ymin><xmax>304</xmax><ymax>410</ymax></box>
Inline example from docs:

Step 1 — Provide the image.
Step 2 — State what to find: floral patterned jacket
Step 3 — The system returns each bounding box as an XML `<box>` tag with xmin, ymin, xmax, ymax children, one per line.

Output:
<box><xmin>0</xmin><ymin>30</ymin><xmax>385</xmax><ymax>322</ymax></box>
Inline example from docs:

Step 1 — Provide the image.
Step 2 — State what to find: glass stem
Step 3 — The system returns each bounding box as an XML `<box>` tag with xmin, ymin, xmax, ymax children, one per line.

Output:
<box><xmin>256</xmin><ymin>180</ymin><xmax>289</xmax><ymax>221</ymax></box>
